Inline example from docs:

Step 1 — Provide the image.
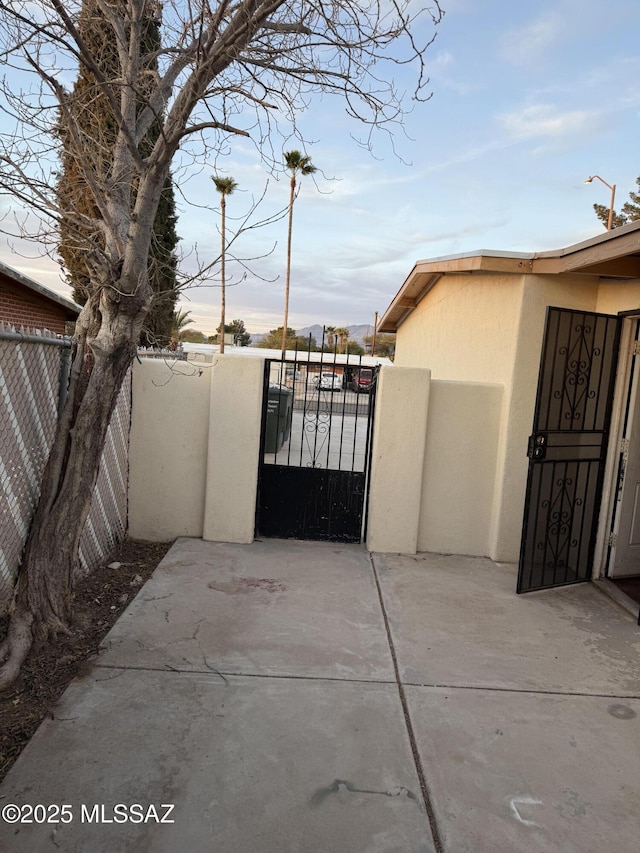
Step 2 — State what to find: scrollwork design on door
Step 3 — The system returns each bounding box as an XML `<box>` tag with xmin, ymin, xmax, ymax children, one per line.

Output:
<box><xmin>554</xmin><ymin>322</ymin><xmax>599</xmax><ymax>424</ymax></box>
<box><xmin>537</xmin><ymin>474</ymin><xmax>582</xmax><ymax>572</ymax></box>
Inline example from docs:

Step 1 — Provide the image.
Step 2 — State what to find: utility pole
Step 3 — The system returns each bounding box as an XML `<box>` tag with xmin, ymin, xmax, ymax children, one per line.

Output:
<box><xmin>371</xmin><ymin>311</ymin><xmax>378</xmax><ymax>356</ymax></box>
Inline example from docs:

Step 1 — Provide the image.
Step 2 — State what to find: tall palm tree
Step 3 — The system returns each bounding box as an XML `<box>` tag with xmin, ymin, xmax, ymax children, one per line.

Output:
<box><xmin>212</xmin><ymin>175</ymin><xmax>238</xmax><ymax>353</ymax></box>
<box><xmin>325</xmin><ymin>325</ymin><xmax>337</xmax><ymax>351</ymax></box>
<box><xmin>282</xmin><ymin>150</ymin><xmax>317</xmax><ymax>356</ymax></box>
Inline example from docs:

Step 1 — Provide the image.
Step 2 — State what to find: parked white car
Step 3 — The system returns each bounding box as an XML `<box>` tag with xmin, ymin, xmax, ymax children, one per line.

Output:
<box><xmin>313</xmin><ymin>372</ymin><xmax>342</xmax><ymax>391</ymax></box>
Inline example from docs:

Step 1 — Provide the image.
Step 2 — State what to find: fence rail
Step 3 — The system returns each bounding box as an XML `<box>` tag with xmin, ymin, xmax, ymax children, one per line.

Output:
<box><xmin>0</xmin><ymin>325</ymin><xmax>131</xmax><ymax>613</ymax></box>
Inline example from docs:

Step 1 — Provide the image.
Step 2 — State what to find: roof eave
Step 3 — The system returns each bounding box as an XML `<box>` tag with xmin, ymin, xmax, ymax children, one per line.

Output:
<box><xmin>379</xmin><ymin>221</ymin><xmax>640</xmax><ymax>334</ymax></box>
<box><xmin>0</xmin><ymin>260</ymin><xmax>80</xmax><ymax>316</ymax></box>
<box><xmin>378</xmin><ymin>253</ymin><xmax>534</xmax><ymax>333</ymax></box>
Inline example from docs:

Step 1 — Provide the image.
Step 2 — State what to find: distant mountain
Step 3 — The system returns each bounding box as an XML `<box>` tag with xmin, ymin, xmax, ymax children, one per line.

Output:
<box><xmin>296</xmin><ymin>324</ymin><xmax>376</xmax><ymax>347</ymax></box>
<box><xmin>248</xmin><ymin>323</ymin><xmax>377</xmax><ymax>348</ymax></box>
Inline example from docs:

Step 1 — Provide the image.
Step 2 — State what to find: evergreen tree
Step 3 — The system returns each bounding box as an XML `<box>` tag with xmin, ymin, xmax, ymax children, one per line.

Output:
<box><xmin>57</xmin><ymin>0</ymin><xmax>179</xmax><ymax>346</ymax></box>
<box><xmin>210</xmin><ymin>319</ymin><xmax>251</xmax><ymax>346</ymax></box>
<box><xmin>228</xmin><ymin>319</ymin><xmax>251</xmax><ymax>346</ymax></box>
<box><xmin>259</xmin><ymin>327</ymin><xmax>318</xmax><ymax>351</ymax></box>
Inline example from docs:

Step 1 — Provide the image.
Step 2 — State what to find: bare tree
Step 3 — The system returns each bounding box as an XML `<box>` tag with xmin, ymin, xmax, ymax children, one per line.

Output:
<box><xmin>0</xmin><ymin>0</ymin><xmax>442</xmax><ymax>686</ymax></box>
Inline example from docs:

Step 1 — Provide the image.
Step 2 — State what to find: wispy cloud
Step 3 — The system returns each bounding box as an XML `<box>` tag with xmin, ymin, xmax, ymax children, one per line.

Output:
<box><xmin>500</xmin><ymin>13</ymin><xmax>563</xmax><ymax>67</ymax></box>
<box><xmin>498</xmin><ymin>104</ymin><xmax>601</xmax><ymax>142</ymax></box>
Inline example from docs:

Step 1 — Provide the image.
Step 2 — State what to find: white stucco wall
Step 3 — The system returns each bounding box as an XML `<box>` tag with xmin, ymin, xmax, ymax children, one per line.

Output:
<box><xmin>394</xmin><ymin>273</ymin><xmax>524</xmax><ymax>384</ymax></box>
<box><xmin>367</xmin><ymin>365</ymin><xmax>431</xmax><ymax>554</ymax></box>
<box><xmin>418</xmin><ymin>381</ymin><xmax>503</xmax><ymax>557</ymax></box>
<box><xmin>128</xmin><ymin>359</ymin><xmax>211</xmax><ymax>540</ymax></box>
<box><xmin>203</xmin><ymin>355</ymin><xmax>264</xmax><ymax>543</ymax></box>
<box><xmin>596</xmin><ymin>279</ymin><xmax>640</xmax><ymax>314</ymax></box>
<box><xmin>393</xmin><ymin>270</ymin><xmax>606</xmax><ymax>562</ymax></box>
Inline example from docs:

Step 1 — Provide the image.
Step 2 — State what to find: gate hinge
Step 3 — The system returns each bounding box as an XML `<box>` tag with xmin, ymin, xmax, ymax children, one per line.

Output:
<box><xmin>608</xmin><ymin>532</ymin><xmax>618</xmax><ymax>548</ymax></box>
<box><xmin>632</xmin><ymin>340</ymin><xmax>640</xmax><ymax>356</ymax></box>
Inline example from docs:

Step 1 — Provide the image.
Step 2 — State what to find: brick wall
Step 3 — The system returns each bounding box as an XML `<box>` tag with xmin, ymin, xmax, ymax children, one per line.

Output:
<box><xmin>0</xmin><ymin>279</ymin><xmax>72</xmax><ymax>335</ymax></box>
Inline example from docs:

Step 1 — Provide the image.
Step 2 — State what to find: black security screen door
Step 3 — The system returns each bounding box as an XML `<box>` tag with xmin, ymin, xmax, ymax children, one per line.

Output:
<box><xmin>517</xmin><ymin>307</ymin><xmax>620</xmax><ymax>594</ymax></box>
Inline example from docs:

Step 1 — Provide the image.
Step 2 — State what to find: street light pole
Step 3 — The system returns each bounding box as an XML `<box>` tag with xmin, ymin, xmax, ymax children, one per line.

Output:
<box><xmin>584</xmin><ymin>175</ymin><xmax>616</xmax><ymax>230</ymax></box>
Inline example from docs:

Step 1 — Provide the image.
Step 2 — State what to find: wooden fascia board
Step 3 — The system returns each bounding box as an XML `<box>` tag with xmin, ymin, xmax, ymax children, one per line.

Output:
<box><xmin>533</xmin><ymin>230</ymin><xmax>640</xmax><ymax>275</ymax></box>
<box><xmin>378</xmin><ymin>256</ymin><xmax>533</xmax><ymax>332</ymax></box>
<box><xmin>571</xmin><ymin>258</ymin><xmax>640</xmax><ymax>278</ymax></box>
<box><xmin>409</xmin><ymin>255</ymin><xmax>531</xmax><ymax>276</ymax></box>
<box><xmin>532</xmin><ymin>255</ymin><xmax>640</xmax><ymax>278</ymax></box>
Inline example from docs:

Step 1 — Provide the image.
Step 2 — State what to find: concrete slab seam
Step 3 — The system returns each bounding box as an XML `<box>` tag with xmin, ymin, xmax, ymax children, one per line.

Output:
<box><xmin>93</xmin><ymin>662</ymin><xmax>398</xmax><ymax>686</ymax></box>
<box><xmin>369</xmin><ymin>552</ymin><xmax>444</xmax><ymax>853</ymax></box>
<box><xmin>400</xmin><ymin>681</ymin><xmax>640</xmax><ymax>700</ymax></box>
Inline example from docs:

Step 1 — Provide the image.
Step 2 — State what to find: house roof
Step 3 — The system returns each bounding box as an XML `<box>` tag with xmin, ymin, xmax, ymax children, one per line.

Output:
<box><xmin>379</xmin><ymin>219</ymin><xmax>640</xmax><ymax>333</ymax></box>
<box><xmin>0</xmin><ymin>259</ymin><xmax>80</xmax><ymax>317</ymax></box>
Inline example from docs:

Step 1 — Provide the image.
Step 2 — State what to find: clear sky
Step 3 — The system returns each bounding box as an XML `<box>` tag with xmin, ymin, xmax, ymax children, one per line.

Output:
<box><xmin>1</xmin><ymin>0</ymin><xmax>639</xmax><ymax>338</ymax></box>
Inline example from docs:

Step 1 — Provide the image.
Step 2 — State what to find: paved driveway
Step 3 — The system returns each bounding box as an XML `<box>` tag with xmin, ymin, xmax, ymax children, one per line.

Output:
<box><xmin>0</xmin><ymin>539</ymin><xmax>638</xmax><ymax>852</ymax></box>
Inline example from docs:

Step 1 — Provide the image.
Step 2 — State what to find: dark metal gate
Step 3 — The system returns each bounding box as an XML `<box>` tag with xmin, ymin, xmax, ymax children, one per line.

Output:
<box><xmin>256</xmin><ymin>341</ymin><xmax>379</xmax><ymax>543</ymax></box>
<box><xmin>517</xmin><ymin>307</ymin><xmax>621</xmax><ymax>593</ymax></box>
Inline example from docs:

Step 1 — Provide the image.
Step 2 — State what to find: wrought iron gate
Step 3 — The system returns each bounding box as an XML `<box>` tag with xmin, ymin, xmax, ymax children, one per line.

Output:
<box><xmin>517</xmin><ymin>307</ymin><xmax>621</xmax><ymax>593</ymax></box>
<box><xmin>256</xmin><ymin>343</ymin><xmax>378</xmax><ymax>542</ymax></box>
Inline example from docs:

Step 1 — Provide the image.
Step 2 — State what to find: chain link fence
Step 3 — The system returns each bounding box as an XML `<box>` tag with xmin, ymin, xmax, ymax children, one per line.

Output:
<box><xmin>0</xmin><ymin>324</ymin><xmax>131</xmax><ymax>613</ymax></box>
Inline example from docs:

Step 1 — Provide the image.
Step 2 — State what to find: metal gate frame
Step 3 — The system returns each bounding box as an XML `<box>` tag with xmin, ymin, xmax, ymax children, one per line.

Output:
<box><xmin>255</xmin><ymin>335</ymin><xmax>379</xmax><ymax>543</ymax></box>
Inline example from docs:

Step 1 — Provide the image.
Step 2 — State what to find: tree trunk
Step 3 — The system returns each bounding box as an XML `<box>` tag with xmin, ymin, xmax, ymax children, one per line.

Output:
<box><xmin>0</xmin><ymin>288</ymin><xmax>146</xmax><ymax>689</ymax></box>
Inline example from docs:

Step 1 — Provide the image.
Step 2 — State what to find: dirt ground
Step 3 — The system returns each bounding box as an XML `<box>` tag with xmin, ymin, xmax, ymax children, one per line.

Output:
<box><xmin>0</xmin><ymin>538</ymin><xmax>172</xmax><ymax>784</ymax></box>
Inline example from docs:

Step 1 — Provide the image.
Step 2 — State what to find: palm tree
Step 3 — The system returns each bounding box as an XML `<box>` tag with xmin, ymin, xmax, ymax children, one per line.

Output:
<box><xmin>170</xmin><ymin>308</ymin><xmax>195</xmax><ymax>347</ymax></box>
<box><xmin>282</xmin><ymin>150</ymin><xmax>317</xmax><ymax>356</ymax></box>
<box><xmin>335</xmin><ymin>326</ymin><xmax>350</xmax><ymax>354</ymax></box>
<box><xmin>325</xmin><ymin>325</ymin><xmax>337</xmax><ymax>351</ymax></box>
<box><xmin>212</xmin><ymin>175</ymin><xmax>238</xmax><ymax>353</ymax></box>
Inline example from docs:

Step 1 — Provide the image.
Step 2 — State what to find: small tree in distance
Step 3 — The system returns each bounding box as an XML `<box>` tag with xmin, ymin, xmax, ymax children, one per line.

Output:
<box><xmin>259</xmin><ymin>327</ymin><xmax>318</xmax><ymax>351</ymax></box>
<box><xmin>209</xmin><ymin>319</ymin><xmax>251</xmax><ymax>347</ymax></box>
<box><xmin>364</xmin><ymin>332</ymin><xmax>396</xmax><ymax>360</ymax></box>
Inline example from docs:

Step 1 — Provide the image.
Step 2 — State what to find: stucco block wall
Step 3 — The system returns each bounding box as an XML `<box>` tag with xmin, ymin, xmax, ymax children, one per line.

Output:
<box><xmin>367</xmin><ymin>365</ymin><xmax>431</xmax><ymax>554</ymax></box>
<box><xmin>418</xmin><ymin>381</ymin><xmax>503</xmax><ymax>557</ymax></box>
<box><xmin>128</xmin><ymin>360</ymin><xmax>212</xmax><ymax>540</ymax></box>
<box><xmin>393</xmin><ymin>273</ymin><xmax>524</xmax><ymax>384</ymax></box>
<box><xmin>203</xmin><ymin>355</ymin><xmax>263</xmax><ymax>543</ymax></box>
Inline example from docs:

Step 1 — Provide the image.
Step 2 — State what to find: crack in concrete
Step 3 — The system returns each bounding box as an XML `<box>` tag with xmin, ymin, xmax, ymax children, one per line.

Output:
<box><xmin>310</xmin><ymin>779</ymin><xmax>418</xmax><ymax>808</ymax></box>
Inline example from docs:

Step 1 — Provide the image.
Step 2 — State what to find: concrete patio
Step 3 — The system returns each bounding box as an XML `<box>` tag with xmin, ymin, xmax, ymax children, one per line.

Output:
<box><xmin>0</xmin><ymin>538</ymin><xmax>638</xmax><ymax>852</ymax></box>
